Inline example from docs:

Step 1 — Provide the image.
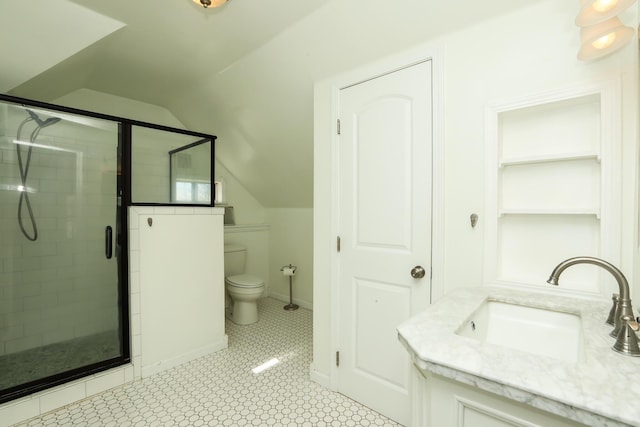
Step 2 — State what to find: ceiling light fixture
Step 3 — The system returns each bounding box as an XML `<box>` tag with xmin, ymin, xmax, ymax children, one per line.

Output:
<box><xmin>575</xmin><ymin>0</ymin><xmax>637</xmax><ymax>26</ymax></box>
<box><xmin>192</xmin><ymin>0</ymin><xmax>228</xmax><ymax>8</ymax></box>
<box><xmin>577</xmin><ymin>16</ymin><xmax>634</xmax><ymax>60</ymax></box>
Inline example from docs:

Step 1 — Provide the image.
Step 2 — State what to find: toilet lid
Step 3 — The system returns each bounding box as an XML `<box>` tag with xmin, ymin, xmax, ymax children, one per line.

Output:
<box><xmin>226</xmin><ymin>274</ymin><xmax>264</xmax><ymax>288</ymax></box>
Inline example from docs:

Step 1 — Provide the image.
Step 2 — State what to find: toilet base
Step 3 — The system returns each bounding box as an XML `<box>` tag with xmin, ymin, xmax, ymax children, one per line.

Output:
<box><xmin>231</xmin><ymin>300</ymin><xmax>258</xmax><ymax>325</ymax></box>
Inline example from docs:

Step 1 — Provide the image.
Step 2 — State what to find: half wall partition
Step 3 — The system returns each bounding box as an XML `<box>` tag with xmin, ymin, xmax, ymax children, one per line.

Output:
<box><xmin>0</xmin><ymin>95</ymin><xmax>216</xmax><ymax>403</ymax></box>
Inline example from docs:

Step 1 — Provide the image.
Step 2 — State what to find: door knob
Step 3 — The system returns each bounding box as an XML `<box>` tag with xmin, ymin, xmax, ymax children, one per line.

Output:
<box><xmin>411</xmin><ymin>266</ymin><xmax>426</xmax><ymax>279</ymax></box>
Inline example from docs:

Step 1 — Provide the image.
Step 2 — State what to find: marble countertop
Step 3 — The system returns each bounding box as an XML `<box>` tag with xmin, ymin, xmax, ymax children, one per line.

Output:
<box><xmin>397</xmin><ymin>286</ymin><xmax>640</xmax><ymax>427</ymax></box>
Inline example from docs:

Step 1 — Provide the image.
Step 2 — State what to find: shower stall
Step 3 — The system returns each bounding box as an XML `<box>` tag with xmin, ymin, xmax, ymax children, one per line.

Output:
<box><xmin>0</xmin><ymin>95</ymin><xmax>216</xmax><ymax>404</ymax></box>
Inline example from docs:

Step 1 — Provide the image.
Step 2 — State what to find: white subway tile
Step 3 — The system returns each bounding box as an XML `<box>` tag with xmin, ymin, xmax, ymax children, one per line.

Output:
<box><xmin>39</xmin><ymin>382</ymin><xmax>86</xmax><ymax>413</ymax></box>
<box><xmin>131</xmin><ymin>207</ymin><xmax>154</xmax><ymax>216</ymax></box>
<box><xmin>23</xmin><ymin>293</ymin><xmax>56</xmax><ymax>311</ymax></box>
<box><xmin>153</xmin><ymin>206</ymin><xmax>176</xmax><ymax>215</ymax></box>
<box><xmin>130</xmin><ymin>291</ymin><xmax>140</xmax><ymax>315</ymax></box>
<box><xmin>132</xmin><ymin>355</ymin><xmax>142</xmax><ymax>379</ymax></box>
<box><xmin>130</xmin><ymin>313</ymin><xmax>141</xmax><ymax>336</ymax></box>
<box><xmin>131</xmin><ymin>334</ymin><xmax>141</xmax><ymax>358</ymax></box>
<box><xmin>41</xmin><ymin>328</ymin><xmax>74</xmax><ymax>346</ymax></box>
<box><xmin>0</xmin><ymin>297</ymin><xmax>22</xmax><ymax>315</ymax></box>
<box><xmin>12</xmin><ymin>282</ymin><xmax>42</xmax><ymax>297</ymax></box>
<box><xmin>128</xmin><ymin>231</ymin><xmax>139</xmax><ymax>251</ymax></box>
<box><xmin>190</xmin><ymin>207</ymin><xmax>210</xmax><ymax>215</ymax></box>
<box><xmin>21</xmin><ymin>243</ymin><xmax>57</xmax><ymax>258</ymax></box>
<box><xmin>5</xmin><ymin>256</ymin><xmax>43</xmax><ymax>273</ymax></box>
<box><xmin>130</xmin><ymin>271</ymin><xmax>140</xmax><ymax>294</ymax></box>
<box><xmin>0</xmin><ymin>396</ymin><xmax>40</xmax><ymax>427</ymax></box>
<box><xmin>129</xmin><ymin>250</ymin><xmax>139</xmax><ymax>273</ymax></box>
<box><xmin>85</xmin><ymin>369</ymin><xmax>125</xmax><ymax>396</ymax></box>
<box><xmin>123</xmin><ymin>365</ymin><xmax>135</xmax><ymax>382</ymax></box>
<box><xmin>0</xmin><ymin>324</ymin><xmax>23</xmax><ymax>341</ymax></box>
<box><xmin>21</xmin><ymin>268</ymin><xmax>57</xmax><ymax>285</ymax></box>
<box><xmin>6</xmin><ymin>334</ymin><xmax>41</xmax><ymax>353</ymax></box>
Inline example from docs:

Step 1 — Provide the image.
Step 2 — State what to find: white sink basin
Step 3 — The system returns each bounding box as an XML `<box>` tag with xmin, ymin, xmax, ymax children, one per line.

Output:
<box><xmin>456</xmin><ymin>299</ymin><xmax>584</xmax><ymax>362</ymax></box>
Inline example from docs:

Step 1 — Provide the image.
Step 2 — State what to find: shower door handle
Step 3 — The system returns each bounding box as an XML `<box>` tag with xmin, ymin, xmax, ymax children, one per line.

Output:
<box><xmin>105</xmin><ymin>226</ymin><xmax>113</xmax><ymax>259</ymax></box>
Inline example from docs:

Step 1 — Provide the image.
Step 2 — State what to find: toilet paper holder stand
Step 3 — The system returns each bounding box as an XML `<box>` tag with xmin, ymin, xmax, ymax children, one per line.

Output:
<box><xmin>280</xmin><ymin>264</ymin><xmax>298</xmax><ymax>311</ymax></box>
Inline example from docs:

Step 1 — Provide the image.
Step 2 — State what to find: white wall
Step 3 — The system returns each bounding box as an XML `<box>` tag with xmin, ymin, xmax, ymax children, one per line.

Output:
<box><xmin>221</xmin><ymin>209</ymin><xmax>313</xmax><ymax>310</ymax></box>
<box><xmin>169</xmin><ymin>0</ymin><xmax>534</xmax><ymax>210</ymax></box>
<box><xmin>313</xmin><ymin>0</ymin><xmax>639</xmax><ymax>384</ymax></box>
<box><xmin>131</xmin><ymin>207</ymin><xmax>227</xmax><ymax>377</ymax></box>
<box><xmin>215</xmin><ymin>160</ymin><xmax>265</xmax><ymax>225</ymax></box>
<box><xmin>55</xmin><ymin>89</ymin><xmax>186</xmax><ymax>127</ymax></box>
<box><xmin>441</xmin><ymin>2</ymin><xmax>638</xmax><ymax>295</ymax></box>
<box><xmin>266</xmin><ymin>208</ymin><xmax>313</xmax><ymax>309</ymax></box>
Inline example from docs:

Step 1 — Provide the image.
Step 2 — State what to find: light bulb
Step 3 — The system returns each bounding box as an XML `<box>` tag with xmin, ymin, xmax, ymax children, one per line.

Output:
<box><xmin>591</xmin><ymin>32</ymin><xmax>616</xmax><ymax>49</ymax></box>
<box><xmin>592</xmin><ymin>0</ymin><xmax>619</xmax><ymax>12</ymax></box>
<box><xmin>192</xmin><ymin>0</ymin><xmax>226</xmax><ymax>8</ymax></box>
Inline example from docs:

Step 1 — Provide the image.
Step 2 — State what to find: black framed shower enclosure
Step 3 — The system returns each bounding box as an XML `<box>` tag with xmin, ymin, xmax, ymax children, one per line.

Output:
<box><xmin>0</xmin><ymin>94</ymin><xmax>216</xmax><ymax>404</ymax></box>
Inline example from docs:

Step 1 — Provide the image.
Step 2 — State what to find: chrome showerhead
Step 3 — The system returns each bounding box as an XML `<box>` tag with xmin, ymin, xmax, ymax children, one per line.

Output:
<box><xmin>26</xmin><ymin>109</ymin><xmax>61</xmax><ymax>128</ymax></box>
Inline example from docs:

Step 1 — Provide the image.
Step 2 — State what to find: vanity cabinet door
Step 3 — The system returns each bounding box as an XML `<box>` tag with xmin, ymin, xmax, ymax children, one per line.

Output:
<box><xmin>426</xmin><ymin>374</ymin><xmax>586</xmax><ymax>427</ymax></box>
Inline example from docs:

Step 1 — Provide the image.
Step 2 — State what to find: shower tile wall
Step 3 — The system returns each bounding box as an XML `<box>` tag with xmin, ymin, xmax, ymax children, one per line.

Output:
<box><xmin>131</xmin><ymin>134</ymin><xmax>170</xmax><ymax>203</ymax></box>
<box><xmin>0</xmin><ymin>106</ymin><xmax>119</xmax><ymax>358</ymax></box>
<box><xmin>131</xmin><ymin>126</ymin><xmax>213</xmax><ymax>205</ymax></box>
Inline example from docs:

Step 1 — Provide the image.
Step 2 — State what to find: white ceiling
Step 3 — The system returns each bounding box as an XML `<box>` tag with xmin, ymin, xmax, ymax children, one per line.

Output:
<box><xmin>5</xmin><ymin>0</ymin><xmax>535</xmax><ymax>208</ymax></box>
<box><xmin>0</xmin><ymin>1</ymin><xmax>124</xmax><ymax>93</ymax></box>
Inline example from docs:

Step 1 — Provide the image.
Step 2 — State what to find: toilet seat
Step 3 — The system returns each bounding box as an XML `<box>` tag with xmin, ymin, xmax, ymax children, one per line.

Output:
<box><xmin>226</xmin><ymin>274</ymin><xmax>264</xmax><ymax>288</ymax></box>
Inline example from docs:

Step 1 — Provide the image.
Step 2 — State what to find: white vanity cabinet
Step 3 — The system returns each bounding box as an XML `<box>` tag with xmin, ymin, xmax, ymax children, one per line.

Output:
<box><xmin>413</xmin><ymin>369</ymin><xmax>586</xmax><ymax>427</ymax></box>
<box><xmin>398</xmin><ymin>287</ymin><xmax>640</xmax><ymax>427</ymax></box>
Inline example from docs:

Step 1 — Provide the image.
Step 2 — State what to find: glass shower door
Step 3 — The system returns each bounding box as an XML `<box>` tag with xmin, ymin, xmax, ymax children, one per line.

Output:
<box><xmin>0</xmin><ymin>101</ymin><xmax>127</xmax><ymax>402</ymax></box>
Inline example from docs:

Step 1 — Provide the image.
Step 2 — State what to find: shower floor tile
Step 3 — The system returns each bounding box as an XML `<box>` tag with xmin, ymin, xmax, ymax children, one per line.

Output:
<box><xmin>0</xmin><ymin>331</ymin><xmax>120</xmax><ymax>390</ymax></box>
<box><xmin>16</xmin><ymin>298</ymin><xmax>402</xmax><ymax>426</ymax></box>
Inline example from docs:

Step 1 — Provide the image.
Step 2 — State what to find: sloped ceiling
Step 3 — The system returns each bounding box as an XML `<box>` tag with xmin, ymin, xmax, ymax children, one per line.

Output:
<box><xmin>6</xmin><ymin>0</ymin><xmax>534</xmax><ymax>208</ymax></box>
<box><xmin>0</xmin><ymin>0</ymin><xmax>124</xmax><ymax>93</ymax></box>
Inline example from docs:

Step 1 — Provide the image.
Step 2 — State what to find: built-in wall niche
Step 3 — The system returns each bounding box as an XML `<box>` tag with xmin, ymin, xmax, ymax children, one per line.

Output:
<box><xmin>485</xmin><ymin>81</ymin><xmax>621</xmax><ymax>298</ymax></box>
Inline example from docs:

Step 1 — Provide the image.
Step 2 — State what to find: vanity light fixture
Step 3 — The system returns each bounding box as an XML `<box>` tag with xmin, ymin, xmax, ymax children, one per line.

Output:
<box><xmin>577</xmin><ymin>16</ymin><xmax>635</xmax><ymax>60</ymax></box>
<box><xmin>576</xmin><ymin>0</ymin><xmax>637</xmax><ymax>27</ymax></box>
<box><xmin>192</xmin><ymin>0</ymin><xmax>228</xmax><ymax>8</ymax></box>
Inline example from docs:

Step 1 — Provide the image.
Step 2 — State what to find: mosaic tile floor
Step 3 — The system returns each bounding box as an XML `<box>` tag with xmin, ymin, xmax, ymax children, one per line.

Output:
<box><xmin>17</xmin><ymin>298</ymin><xmax>402</xmax><ymax>426</ymax></box>
<box><xmin>0</xmin><ymin>332</ymin><xmax>121</xmax><ymax>390</ymax></box>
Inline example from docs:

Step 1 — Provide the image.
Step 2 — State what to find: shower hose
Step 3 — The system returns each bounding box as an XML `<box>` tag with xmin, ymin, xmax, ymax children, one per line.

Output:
<box><xmin>15</xmin><ymin>111</ymin><xmax>60</xmax><ymax>241</ymax></box>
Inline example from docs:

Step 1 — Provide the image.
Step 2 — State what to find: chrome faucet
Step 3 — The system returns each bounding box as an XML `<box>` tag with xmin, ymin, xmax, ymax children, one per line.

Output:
<box><xmin>547</xmin><ymin>256</ymin><xmax>640</xmax><ymax>356</ymax></box>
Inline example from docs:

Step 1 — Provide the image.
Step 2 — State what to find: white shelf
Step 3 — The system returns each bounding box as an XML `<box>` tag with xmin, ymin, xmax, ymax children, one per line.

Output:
<box><xmin>223</xmin><ymin>224</ymin><xmax>270</xmax><ymax>233</ymax></box>
<box><xmin>500</xmin><ymin>152</ymin><xmax>600</xmax><ymax>167</ymax></box>
<box><xmin>485</xmin><ymin>80</ymin><xmax>622</xmax><ymax>301</ymax></box>
<box><xmin>499</xmin><ymin>209</ymin><xmax>600</xmax><ymax>218</ymax></box>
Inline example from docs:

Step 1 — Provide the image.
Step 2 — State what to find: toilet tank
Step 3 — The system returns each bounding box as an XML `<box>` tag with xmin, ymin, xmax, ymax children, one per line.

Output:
<box><xmin>224</xmin><ymin>244</ymin><xmax>246</xmax><ymax>276</ymax></box>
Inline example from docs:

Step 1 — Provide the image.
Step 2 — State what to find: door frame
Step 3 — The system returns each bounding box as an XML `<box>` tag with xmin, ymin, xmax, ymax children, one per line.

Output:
<box><xmin>311</xmin><ymin>43</ymin><xmax>446</xmax><ymax>396</ymax></box>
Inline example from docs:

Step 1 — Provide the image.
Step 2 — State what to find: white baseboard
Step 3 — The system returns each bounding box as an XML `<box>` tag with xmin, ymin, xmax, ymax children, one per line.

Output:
<box><xmin>141</xmin><ymin>336</ymin><xmax>228</xmax><ymax>378</ymax></box>
<box><xmin>309</xmin><ymin>363</ymin><xmax>333</xmax><ymax>390</ymax></box>
<box><xmin>267</xmin><ymin>292</ymin><xmax>313</xmax><ymax>311</ymax></box>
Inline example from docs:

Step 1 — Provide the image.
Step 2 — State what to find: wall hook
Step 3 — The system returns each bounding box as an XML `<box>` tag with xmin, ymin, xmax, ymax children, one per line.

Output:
<box><xmin>470</xmin><ymin>213</ymin><xmax>478</xmax><ymax>228</ymax></box>
<box><xmin>147</xmin><ymin>217</ymin><xmax>153</xmax><ymax>227</ymax></box>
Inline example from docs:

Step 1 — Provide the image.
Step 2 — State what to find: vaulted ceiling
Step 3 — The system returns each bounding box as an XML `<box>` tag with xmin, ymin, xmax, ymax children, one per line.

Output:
<box><xmin>2</xmin><ymin>0</ymin><xmax>534</xmax><ymax>207</ymax></box>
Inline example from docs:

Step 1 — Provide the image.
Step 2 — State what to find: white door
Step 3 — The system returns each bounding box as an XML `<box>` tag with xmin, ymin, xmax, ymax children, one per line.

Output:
<box><xmin>338</xmin><ymin>60</ymin><xmax>433</xmax><ymax>425</ymax></box>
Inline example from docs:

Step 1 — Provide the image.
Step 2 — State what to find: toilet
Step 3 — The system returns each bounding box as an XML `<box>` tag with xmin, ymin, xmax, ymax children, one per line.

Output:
<box><xmin>224</xmin><ymin>244</ymin><xmax>265</xmax><ymax>325</ymax></box>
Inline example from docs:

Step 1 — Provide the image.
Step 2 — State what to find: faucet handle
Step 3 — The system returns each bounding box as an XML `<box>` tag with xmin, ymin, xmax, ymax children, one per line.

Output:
<box><xmin>613</xmin><ymin>315</ymin><xmax>640</xmax><ymax>356</ymax></box>
<box><xmin>606</xmin><ymin>293</ymin><xmax>619</xmax><ymax>326</ymax></box>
